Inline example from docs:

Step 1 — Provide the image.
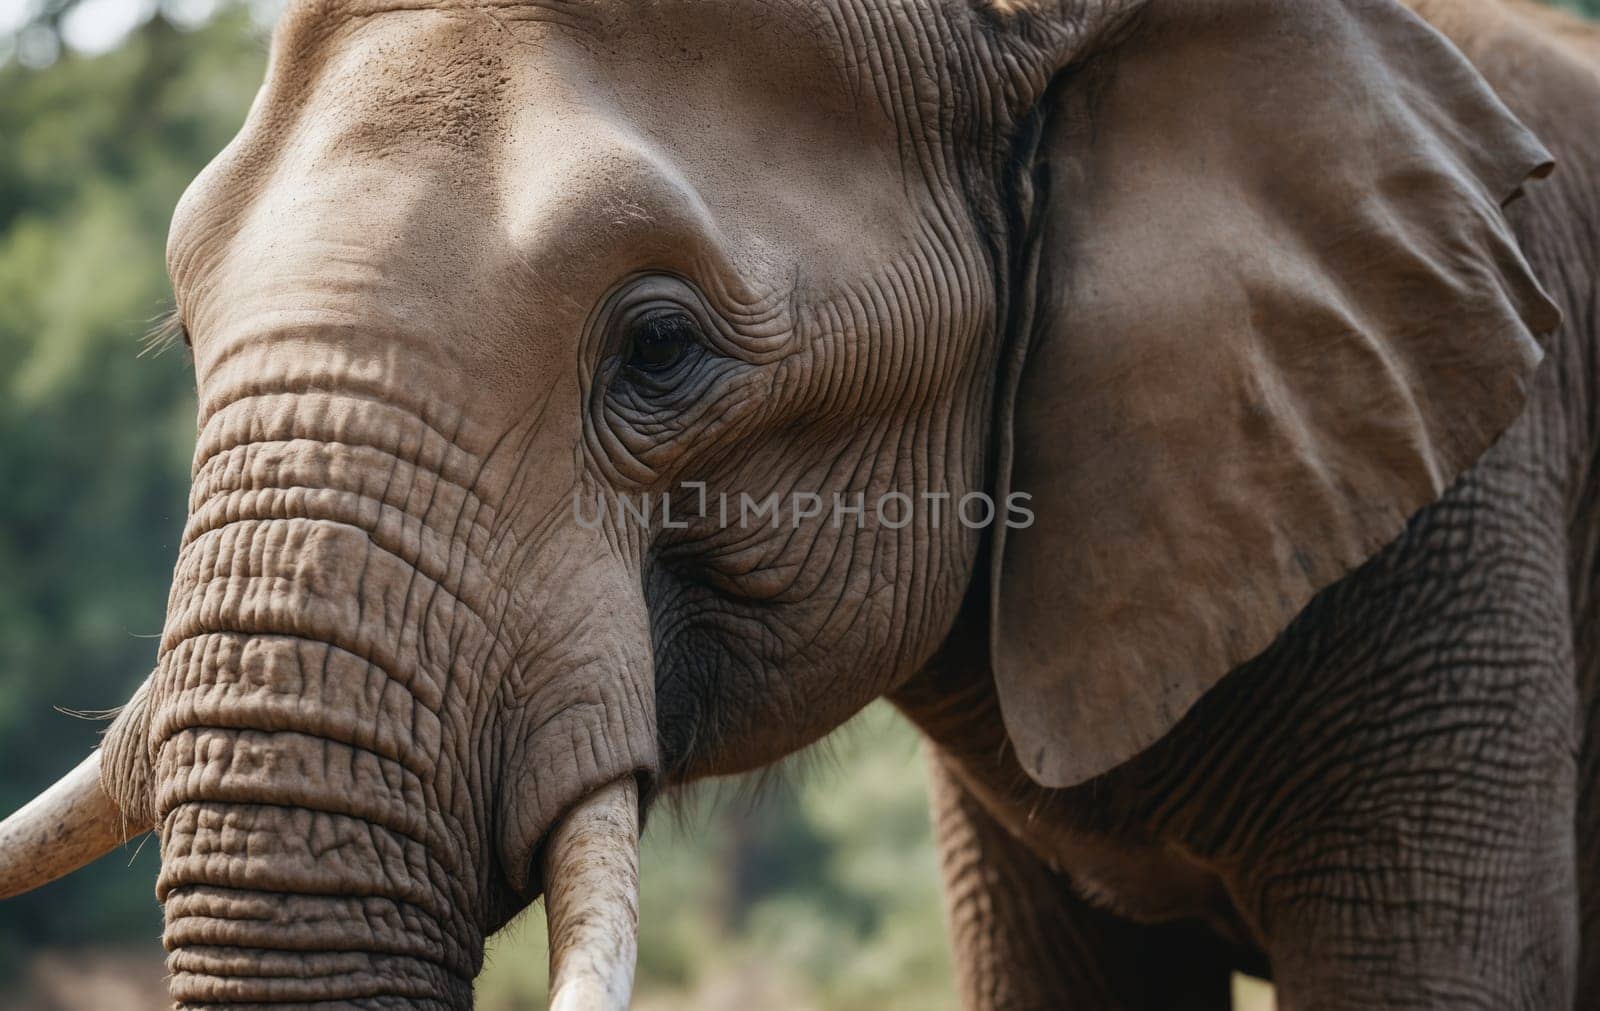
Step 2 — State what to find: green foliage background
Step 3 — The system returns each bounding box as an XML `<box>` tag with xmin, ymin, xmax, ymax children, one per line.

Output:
<box><xmin>0</xmin><ymin>0</ymin><xmax>1592</xmax><ymax>1005</ymax></box>
<box><xmin>0</xmin><ymin>9</ymin><xmax>264</xmax><ymax>961</ymax></box>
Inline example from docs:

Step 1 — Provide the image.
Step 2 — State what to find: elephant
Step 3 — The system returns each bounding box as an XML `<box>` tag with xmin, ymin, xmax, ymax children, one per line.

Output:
<box><xmin>1</xmin><ymin>0</ymin><xmax>1598</xmax><ymax>1007</ymax></box>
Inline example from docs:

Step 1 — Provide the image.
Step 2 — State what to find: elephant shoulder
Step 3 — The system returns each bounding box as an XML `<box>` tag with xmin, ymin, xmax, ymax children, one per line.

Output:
<box><xmin>1406</xmin><ymin>0</ymin><xmax>1600</xmax><ymax>147</ymax></box>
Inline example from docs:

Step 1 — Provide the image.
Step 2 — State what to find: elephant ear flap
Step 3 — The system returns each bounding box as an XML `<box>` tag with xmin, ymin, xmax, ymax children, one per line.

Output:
<box><xmin>988</xmin><ymin>0</ymin><xmax>1560</xmax><ymax>788</ymax></box>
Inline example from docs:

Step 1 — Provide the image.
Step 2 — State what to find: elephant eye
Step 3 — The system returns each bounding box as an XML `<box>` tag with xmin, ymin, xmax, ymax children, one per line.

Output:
<box><xmin>625</xmin><ymin>310</ymin><xmax>700</xmax><ymax>374</ymax></box>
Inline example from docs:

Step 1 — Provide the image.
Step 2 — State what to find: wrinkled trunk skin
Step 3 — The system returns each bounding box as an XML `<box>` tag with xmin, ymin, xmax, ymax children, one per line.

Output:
<box><xmin>144</xmin><ymin>399</ymin><xmax>497</xmax><ymax>1007</ymax></box>
<box><xmin>111</xmin><ymin>376</ymin><xmax>657</xmax><ymax>1005</ymax></box>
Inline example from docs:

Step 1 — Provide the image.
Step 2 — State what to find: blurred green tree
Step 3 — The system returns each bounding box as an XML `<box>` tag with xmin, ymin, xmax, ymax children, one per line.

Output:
<box><xmin>0</xmin><ymin>10</ymin><xmax>267</xmax><ymax>958</ymax></box>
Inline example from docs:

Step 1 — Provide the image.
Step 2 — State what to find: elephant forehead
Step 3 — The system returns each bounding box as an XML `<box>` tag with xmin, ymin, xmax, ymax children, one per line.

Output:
<box><xmin>251</xmin><ymin>0</ymin><xmax>920</xmax><ymax>283</ymax></box>
<box><xmin>166</xmin><ymin>0</ymin><xmax>944</xmax><ymax>434</ymax></box>
<box><xmin>278</xmin><ymin>0</ymin><xmax>857</xmax><ymax>81</ymax></box>
<box><xmin>267</xmin><ymin>0</ymin><xmax>884</xmax><ymax>144</ymax></box>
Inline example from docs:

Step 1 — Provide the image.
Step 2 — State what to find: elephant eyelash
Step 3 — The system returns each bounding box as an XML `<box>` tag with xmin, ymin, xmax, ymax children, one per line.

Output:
<box><xmin>140</xmin><ymin>306</ymin><xmax>191</xmax><ymax>359</ymax></box>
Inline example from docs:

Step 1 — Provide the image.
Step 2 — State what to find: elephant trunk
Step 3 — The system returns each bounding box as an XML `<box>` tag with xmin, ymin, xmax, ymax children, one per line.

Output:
<box><xmin>146</xmin><ymin>613</ymin><xmax>645</xmax><ymax>1009</ymax></box>
<box><xmin>0</xmin><ymin>753</ymin><xmax>645</xmax><ymax>1009</ymax></box>
<box><xmin>103</xmin><ymin>383</ymin><xmax>653</xmax><ymax>1006</ymax></box>
<box><xmin>149</xmin><ymin>708</ymin><xmax>475</xmax><ymax>1006</ymax></box>
<box><xmin>3</xmin><ymin>377</ymin><xmax>654</xmax><ymax>1006</ymax></box>
<box><xmin>141</xmin><ymin>407</ymin><xmax>503</xmax><ymax>1003</ymax></box>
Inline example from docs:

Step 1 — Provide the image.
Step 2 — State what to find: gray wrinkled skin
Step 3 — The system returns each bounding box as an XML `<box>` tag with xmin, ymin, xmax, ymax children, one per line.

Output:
<box><xmin>100</xmin><ymin>1</ymin><xmax>1004</xmax><ymax>1004</ymax></box>
<box><xmin>898</xmin><ymin>3</ymin><xmax>1600</xmax><ymax>1008</ymax></box>
<box><xmin>50</xmin><ymin>0</ymin><xmax>1599</xmax><ymax>1007</ymax></box>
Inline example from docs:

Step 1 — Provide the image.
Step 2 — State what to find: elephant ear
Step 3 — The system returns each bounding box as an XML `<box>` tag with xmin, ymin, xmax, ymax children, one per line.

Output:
<box><xmin>988</xmin><ymin>0</ymin><xmax>1560</xmax><ymax>788</ymax></box>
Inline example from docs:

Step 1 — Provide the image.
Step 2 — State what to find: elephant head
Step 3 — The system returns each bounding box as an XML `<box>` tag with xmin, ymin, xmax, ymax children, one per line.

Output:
<box><xmin>0</xmin><ymin>0</ymin><xmax>1558</xmax><ymax>1006</ymax></box>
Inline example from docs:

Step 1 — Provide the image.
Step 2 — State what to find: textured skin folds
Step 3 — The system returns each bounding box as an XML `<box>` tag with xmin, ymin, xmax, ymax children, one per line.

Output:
<box><xmin>897</xmin><ymin>4</ymin><xmax>1600</xmax><ymax>1009</ymax></box>
<box><xmin>111</xmin><ymin>387</ymin><xmax>659</xmax><ymax>1001</ymax></box>
<box><xmin>909</xmin><ymin>374</ymin><xmax>1587</xmax><ymax>1006</ymax></box>
<box><xmin>0</xmin><ymin>0</ymin><xmax>1580</xmax><ymax>1007</ymax></box>
<box><xmin>97</xmin><ymin>0</ymin><xmax>1005</xmax><ymax>1003</ymax></box>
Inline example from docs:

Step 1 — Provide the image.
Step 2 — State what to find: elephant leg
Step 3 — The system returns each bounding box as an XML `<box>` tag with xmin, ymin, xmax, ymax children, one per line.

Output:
<box><xmin>1249</xmin><ymin>798</ymin><xmax>1576</xmax><ymax>1011</ymax></box>
<box><xmin>1227</xmin><ymin>524</ymin><xmax>1582</xmax><ymax>1008</ymax></box>
<box><xmin>1572</xmin><ymin>502</ymin><xmax>1600</xmax><ymax>1000</ymax></box>
<box><xmin>927</xmin><ymin>751</ymin><xmax>1234</xmax><ymax>1011</ymax></box>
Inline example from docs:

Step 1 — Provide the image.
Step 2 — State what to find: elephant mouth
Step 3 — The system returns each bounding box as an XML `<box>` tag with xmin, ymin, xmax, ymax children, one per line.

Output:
<box><xmin>0</xmin><ymin>756</ymin><xmax>644</xmax><ymax>1010</ymax></box>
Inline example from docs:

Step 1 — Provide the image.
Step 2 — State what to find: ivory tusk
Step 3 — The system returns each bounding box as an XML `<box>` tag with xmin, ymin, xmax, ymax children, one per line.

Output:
<box><xmin>543</xmin><ymin>777</ymin><xmax>640</xmax><ymax>1011</ymax></box>
<box><xmin>0</xmin><ymin>750</ymin><xmax>144</xmax><ymax>900</ymax></box>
